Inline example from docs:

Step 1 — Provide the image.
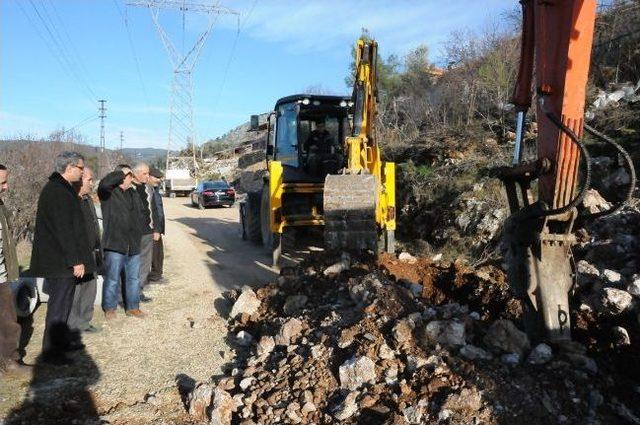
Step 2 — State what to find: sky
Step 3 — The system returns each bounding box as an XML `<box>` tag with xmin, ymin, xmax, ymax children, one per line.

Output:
<box><xmin>1</xmin><ymin>0</ymin><xmax>514</xmax><ymax>150</ymax></box>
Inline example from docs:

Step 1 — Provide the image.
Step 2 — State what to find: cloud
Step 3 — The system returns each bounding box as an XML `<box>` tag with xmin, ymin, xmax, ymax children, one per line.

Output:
<box><xmin>215</xmin><ymin>0</ymin><xmax>513</xmax><ymax>57</ymax></box>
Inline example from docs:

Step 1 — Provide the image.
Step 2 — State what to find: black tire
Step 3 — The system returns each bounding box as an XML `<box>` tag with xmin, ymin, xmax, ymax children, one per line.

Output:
<box><xmin>260</xmin><ymin>184</ymin><xmax>275</xmax><ymax>253</ymax></box>
<box><xmin>245</xmin><ymin>191</ymin><xmax>262</xmax><ymax>244</ymax></box>
<box><xmin>240</xmin><ymin>203</ymin><xmax>248</xmax><ymax>240</ymax></box>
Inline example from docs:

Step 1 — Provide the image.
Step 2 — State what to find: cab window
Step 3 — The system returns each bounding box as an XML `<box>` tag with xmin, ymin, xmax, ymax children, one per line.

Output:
<box><xmin>275</xmin><ymin>103</ymin><xmax>299</xmax><ymax>167</ymax></box>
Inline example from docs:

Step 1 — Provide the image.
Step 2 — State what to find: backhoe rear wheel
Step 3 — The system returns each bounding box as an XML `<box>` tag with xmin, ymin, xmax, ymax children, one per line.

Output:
<box><xmin>245</xmin><ymin>191</ymin><xmax>262</xmax><ymax>244</ymax></box>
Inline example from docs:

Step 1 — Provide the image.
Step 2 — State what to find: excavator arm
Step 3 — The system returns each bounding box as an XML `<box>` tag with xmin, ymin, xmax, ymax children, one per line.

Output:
<box><xmin>500</xmin><ymin>0</ymin><xmax>634</xmax><ymax>342</ymax></box>
<box><xmin>324</xmin><ymin>38</ymin><xmax>396</xmax><ymax>253</ymax></box>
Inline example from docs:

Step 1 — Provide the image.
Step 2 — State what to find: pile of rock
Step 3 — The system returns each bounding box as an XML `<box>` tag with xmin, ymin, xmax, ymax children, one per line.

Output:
<box><xmin>181</xmin><ymin>252</ymin><xmax>639</xmax><ymax>424</ymax></box>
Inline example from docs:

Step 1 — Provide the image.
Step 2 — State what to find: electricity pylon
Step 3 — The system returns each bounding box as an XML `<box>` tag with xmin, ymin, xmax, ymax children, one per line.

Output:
<box><xmin>127</xmin><ymin>0</ymin><xmax>238</xmax><ymax>173</ymax></box>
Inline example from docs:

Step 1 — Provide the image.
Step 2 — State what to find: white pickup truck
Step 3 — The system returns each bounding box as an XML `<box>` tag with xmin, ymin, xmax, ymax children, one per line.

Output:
<box><xmin>164</xmin><ymin>168</ymin><xmax>196</xmax><ymax>198</ymax></box>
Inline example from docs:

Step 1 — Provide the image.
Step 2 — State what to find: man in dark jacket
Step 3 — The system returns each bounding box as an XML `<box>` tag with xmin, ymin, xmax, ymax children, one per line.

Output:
<box><xmin>30</xmin><ymin>152</ymin><xmax>96</xmax><ymax>365</ymax></box>
<box><xmin>148</xmin><ymin>167</ymin><xmax>166</xmax><ymax>283</ymax></box>
<box><xmin>98</xmin><ymin>165</ymin><xmax>146</xmax><ymax>319</ymax></box>
<box><xmin>132</xmin><ymin>163</ymin><xmax>160</xmax><ymax>300</ymax></box>
<box><xmin>0</xmin><ymin>164</ymin><xmax>30</xmax><ymax>376</ymax></box>
<box><xmin>68</xmin><ymin>167</ymin><xmax>102</xmax><ymax>334</ymax></box>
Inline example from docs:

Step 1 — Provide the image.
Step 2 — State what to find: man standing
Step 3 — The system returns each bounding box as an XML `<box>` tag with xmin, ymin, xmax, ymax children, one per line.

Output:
<box><xmin>98</xmin><ymin>165</ymin><xmax>146</xmax><ymax>319</ymax></box>
<box><xmin>68</xmin><ymin>167</ymin><xmax>102</xmax><ymax>334</ymax></box>
<box><xmin>131</xmin><ymin>163</ymin><xmax>160</xmax><ymax>300</ymax></box>
<box><xmin>0</xmin><ymin>164</ymin><xmax>30</xmax><ymax>376</ymax></box>
<box><xmin>148</xmin><ymin>167</ymin><xmax>166</xmax><ymax>284</ymax></box>
<box><xmin>30</xmin><ymin>152</ymin><xmax>96</xmax><ymax>365</ymax></box>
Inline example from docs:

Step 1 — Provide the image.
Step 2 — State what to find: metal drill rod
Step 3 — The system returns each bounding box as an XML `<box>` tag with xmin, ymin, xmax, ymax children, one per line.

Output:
<box><xmin>512</xmin><ymin>110</ymin><xmax>526</xmax><ymax>165</ymax></box>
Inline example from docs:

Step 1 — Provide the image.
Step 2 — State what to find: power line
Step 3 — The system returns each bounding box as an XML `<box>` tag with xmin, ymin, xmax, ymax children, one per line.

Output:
<box><xmin>21</xmin><ymin>0</ymin><xmax>98</xmax><ymax>105</ymax></box>
<box><xmin>58</xmin><ymin>114</ymin><xmax>100</xmax><ymax>137</ymax></box>
<box><xmin>43</xmin><ymin>0</ymin><xmax>98</xmax><ymax>98</ymax></box>
<box><xmin>28</xmin><ymin>0</ymin><xmax>98</xmax><ymax>100</ymax></box>
<box><xmin>15</xmin><ymin>1</ymin><xmax>96</xmax><ymax>107</ymax></box>
<box><xmin>112</xmin><ymin>0</ymin><xmax>151</xmax><ymax>105</ymax></box>
<box><xmin>202</xmin><ymin>0</ymin><xmax>257</xmax><ymax>139</ymax></box>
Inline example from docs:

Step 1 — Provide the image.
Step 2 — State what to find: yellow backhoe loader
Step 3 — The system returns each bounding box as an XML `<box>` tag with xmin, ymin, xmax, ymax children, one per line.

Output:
<box><xmin>240</xmin><ymin>39</ymin><xmax>396</xmax><ymax>266</ymax></box>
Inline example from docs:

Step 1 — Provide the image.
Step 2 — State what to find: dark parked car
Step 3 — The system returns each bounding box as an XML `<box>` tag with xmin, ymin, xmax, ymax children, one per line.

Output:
<box><xmin>191</xmin><ymin>180</ymin><xmax>236</xmax><ymax>209</ymax></box>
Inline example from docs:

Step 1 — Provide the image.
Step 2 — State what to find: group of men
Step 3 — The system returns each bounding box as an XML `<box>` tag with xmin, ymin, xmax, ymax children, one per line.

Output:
<box><xmin>0</xmin><ymin>151</ymin><xmax>167</xmax><ymax>371</ymax></box>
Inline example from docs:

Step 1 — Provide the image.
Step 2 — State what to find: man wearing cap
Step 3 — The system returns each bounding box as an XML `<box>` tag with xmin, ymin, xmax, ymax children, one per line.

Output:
<box><xmin>148</xmin><ymin>167</ymin><xmax>166</xmax><ymax>284</ymax></box>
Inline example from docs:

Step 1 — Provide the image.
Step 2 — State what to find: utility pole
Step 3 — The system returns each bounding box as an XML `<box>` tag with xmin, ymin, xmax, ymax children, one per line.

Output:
<box><xmin>98</xmin><ymin>99</ymin><xmax>107</xmax><ymax>152</ymax></box>
<box><xmin>120</xmin><ymin>131</ymin><xmax>124</xmax><ymax>152</ymax></box>
<box><xmin>127</xmin><ymin>0</ymin><xmax>238</xmax><ymax>175</ymax></box>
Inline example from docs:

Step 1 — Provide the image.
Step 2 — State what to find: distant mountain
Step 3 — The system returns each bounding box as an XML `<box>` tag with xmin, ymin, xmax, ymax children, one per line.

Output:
<box><xmin>121</xmin><ymin>147</ymin><xmax>167</xmax><ymax>164</ymax></box>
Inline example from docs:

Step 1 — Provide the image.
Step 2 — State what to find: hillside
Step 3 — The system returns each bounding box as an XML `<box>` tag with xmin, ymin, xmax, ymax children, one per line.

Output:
<box><xmin>120</xmin><ymin>147</ymin><xmax>167</xmax><ymax>164</ymax></box>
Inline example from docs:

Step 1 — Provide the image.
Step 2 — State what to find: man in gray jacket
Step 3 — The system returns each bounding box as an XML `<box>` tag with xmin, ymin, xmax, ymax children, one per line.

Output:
<box><xmin>0</xmin><ymin>164</ymin><xmax>30</xmax><ymax>376</ymax></box>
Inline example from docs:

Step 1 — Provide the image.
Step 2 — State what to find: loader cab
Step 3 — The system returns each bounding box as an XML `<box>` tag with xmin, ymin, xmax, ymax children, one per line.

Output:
<box><xmin>268</xmin><ymin>94</ymin><xmax>352</xmax><ymax>182</ymax></box>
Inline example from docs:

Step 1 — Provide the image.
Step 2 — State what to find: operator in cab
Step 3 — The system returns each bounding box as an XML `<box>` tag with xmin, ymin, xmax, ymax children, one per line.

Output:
<box><xmin>304</xmin><ymin>120</ymin><xmax>333</xmax><ymax>154</ymax></box>
<box><xmin>304</xmin><ymin>120</ymin><xmax>337</xmax><ymax>175</ymax></box>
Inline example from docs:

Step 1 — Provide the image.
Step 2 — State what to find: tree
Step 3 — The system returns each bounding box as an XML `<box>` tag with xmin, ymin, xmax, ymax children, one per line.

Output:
<box><xmin>344</xmin><ymin>28</ymin><xmax>402</xmax><ymax>99</ymax></box>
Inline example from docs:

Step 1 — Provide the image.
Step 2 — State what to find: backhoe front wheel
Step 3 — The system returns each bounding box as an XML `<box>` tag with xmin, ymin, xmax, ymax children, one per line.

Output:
<box><xmin>260</xmin><ymin>184</ymin><xmax>282</xmax><ymax>267</ymax></box>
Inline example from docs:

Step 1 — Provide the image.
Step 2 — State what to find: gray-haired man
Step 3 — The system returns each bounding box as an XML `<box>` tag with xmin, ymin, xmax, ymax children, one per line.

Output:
<box><xmin>131</xmin><ymin>162</ymin><xmax>160</xmax><ymax>302</ymax></box>
<box><xmin>30</xmin><ymin>152</ymin><xmax>96</xmax><ymax>365</ymax></box>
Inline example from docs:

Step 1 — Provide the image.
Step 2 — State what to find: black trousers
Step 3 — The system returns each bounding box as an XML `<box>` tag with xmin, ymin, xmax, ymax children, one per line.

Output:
<box><xmin>67</xmin><ymin>276</ymin><xmax>97</xmax><ymax>332</ymax></box>
<box><xmin>0</xmin><ymin>283</ymin><xmax>20</xmax><ymax>364</ymax></box>
<box><xmin>42</xmin><ymin>277</ymin><xmax>76</xmax><ymax>355</ymax></box>
<box><xmin>149</xmin><ymin>235</ymin><xmax>164</xmax><ymax>281</ymax></box>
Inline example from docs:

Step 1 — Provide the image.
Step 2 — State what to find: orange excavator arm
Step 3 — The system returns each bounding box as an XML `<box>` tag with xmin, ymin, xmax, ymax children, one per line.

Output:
<box><xmin>502</xmin><ymin>0</ymin><xmax>635</xmax><ymax>342</ymax></box>
<box><xmin>501</xmin><ymin>1</ymin><xmax>597</xmax><ymax>342</ymax></box>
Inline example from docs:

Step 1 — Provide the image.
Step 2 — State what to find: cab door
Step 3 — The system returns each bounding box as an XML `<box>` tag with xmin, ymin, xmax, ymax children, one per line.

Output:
<box><xmin>274</xmin><ymin>102</ymin><xmax>299</xmax><ymax>167</ymax></box>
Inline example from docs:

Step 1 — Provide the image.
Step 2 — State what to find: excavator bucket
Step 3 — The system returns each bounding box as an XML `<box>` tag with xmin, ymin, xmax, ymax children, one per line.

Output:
<box><xmin>323</xmin><ymin>174</ymin><xmax>378</xmax><ymax>252</ymax></box>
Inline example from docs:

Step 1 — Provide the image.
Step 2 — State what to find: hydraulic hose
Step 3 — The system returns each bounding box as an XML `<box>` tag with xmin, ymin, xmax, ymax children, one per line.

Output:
<box><xmin>537</xmin><ymin>97</ymin><xmax>592</xmax><ymax>217</ymax></box>
<box><xmin>581</xmin><ymin>123</ymin><xmax>637</xmax><ymax>219</ymax></box>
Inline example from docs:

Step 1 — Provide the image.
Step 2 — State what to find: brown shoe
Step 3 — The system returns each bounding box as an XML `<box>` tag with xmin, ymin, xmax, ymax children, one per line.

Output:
<box><xmin>104</xmin><ymin>310</ymin><xmax>117</xmax><ymax>320</ymax></box>
<box><xmin>3</xmin><ymin>360</ymin><xmax>32</xmax><ymax>378</ymax></box>
<box><xmin>125</xmin><ymin>309</ymin><xmax>146</xmax><ymax>319</ymax></box>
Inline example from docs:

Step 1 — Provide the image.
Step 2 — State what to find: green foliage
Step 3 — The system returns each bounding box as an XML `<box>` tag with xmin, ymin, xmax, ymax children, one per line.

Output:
<box><xmin>344</xmin><ymin>28</ymin><xmax>402</xmax><ymax>98</ymax></box>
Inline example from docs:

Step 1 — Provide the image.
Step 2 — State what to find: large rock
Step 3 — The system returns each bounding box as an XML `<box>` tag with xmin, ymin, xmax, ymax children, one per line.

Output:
<box><xmin>324</xmin><ymin>254</ymin><xmax>351</xmax><ymax>276</ymax></box>
<box><xmin>256</xmin><ymin>335</ymin><xmax>275</xmax><ymax>357</ymax></box>
<box><xmin>333</xmin><ymin>391</ymin><xmax>359</xmax><ymax>420</ymax></box>
<box><xmin>581</xmin><ymin>189</ymin><xmax>611</xmax><ymax>213</ymax></box>
<box><xmin>283</xmin><ymin>295</ymin><xmax>308</xmax><ymax>315</ymax></box>
<box><xmin>527</xmin><ymin>343</ymin><xmax>553</xmax><ymax>365</ymax></box>
<box><xmin>209</xmin><ymin>387</ymin><xmax>235</xmax><ymax>425</ymax></box>
<box><xmin>577</xmin><ymin>260</ymin><xmax>600</xmax><ymax>278</ymax></box>
<box><xmin>392</xmin><ymin>319</ymin><xmax>415</xmax><ymax>347</ymax></box>
<box><xmin>627</xmin><ymin>275</ymin><xmax>640</xmax><ymax>297</ymax></box>
<box><xmin>424</xmin><ymin>320</ymin><xmax>466</xmax><ymax>349</ymax></box>
<box><xmin>612</xmin><ymin>326</ymin><xmax>631</xmax><ymax>347</ymax></box>
<box><xmin>339</xmin><ymin>356</ymin><xmax>376</xmax><ymax>390</ymax></box>
<box><xmin>441</xmin><ymin>388</ymin><xmax>482</xmax><ymax>415</ymax></box>
<box><xmin>230</xmin><ymin>288</ymin><xmax>261</xmax><ymax>319</ymax></box>
<box><xmin>483</xmin><ymin>319</ymin><xmax>530</xmax><ymax>356</ymax></box>
<box><xmin>399</xmin><ymin>252</ymin><xmax>418</xmax><ymax>264</ymax></box>
<box><xmin>235</xmin><ymin>330</ymin><xmax>253</xmax><ymax>347</ymax></box>
<box><xmin>186</xmin><ymin>384</ymin><xmax>234</xmax><ymax>425</ymax></box>
<box><xmin>602</xmin><ymin>269</ymin><xmax>622</xmax><ymax>285</ymax></box>
<box><xmin>275</xmin><ymin>318</ymin><xmax>304</xmax><ymax>346</ymax></box>
<box><xmin>600</xmin><ymin>288</ymin><xmax>633</xmax><ymax>315</ymax></box>
<box><xmin>459</xmin><ymin>344</ymin><xmax>493</xmax><ymax>360</ymax></box>
<box><xmin>187</xmin><ymin>383</ymin><xmax>213</xmax><ymax>421</ymax></box>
